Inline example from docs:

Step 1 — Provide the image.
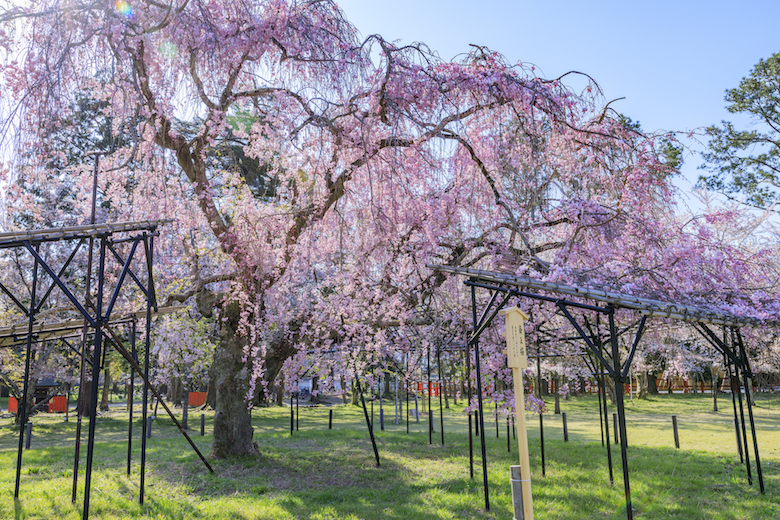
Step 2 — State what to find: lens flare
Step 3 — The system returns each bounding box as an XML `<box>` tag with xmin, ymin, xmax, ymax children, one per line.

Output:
<box><xmin>115</xmin><ymin>0</ymin><xmax>133</xmax><ymax>17</ymax></box>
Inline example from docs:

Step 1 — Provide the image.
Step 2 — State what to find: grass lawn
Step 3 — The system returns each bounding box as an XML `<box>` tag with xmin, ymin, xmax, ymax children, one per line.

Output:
<box><xmin>0</xmin><ymin>392</ymin><xmax>778</xmax><ymax>519</ymax></box>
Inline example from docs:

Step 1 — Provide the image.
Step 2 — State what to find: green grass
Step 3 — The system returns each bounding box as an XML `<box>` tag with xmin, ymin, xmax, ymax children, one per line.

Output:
<box><xmin>1</xmin><ymin>393</ymin><xmax>779</xmax><ymax>519</ymax></box>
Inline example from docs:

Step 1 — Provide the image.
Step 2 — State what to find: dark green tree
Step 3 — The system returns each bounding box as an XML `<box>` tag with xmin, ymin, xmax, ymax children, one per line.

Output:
<box><xmin>700</xmin><ymin>52</ymin><xmax>780</xmax><ymax>209</ymax></box>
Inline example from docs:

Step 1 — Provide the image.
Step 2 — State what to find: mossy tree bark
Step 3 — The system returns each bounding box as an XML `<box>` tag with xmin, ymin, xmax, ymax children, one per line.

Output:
<box><xmin>209</xmin><ymin>299</ymin><xmax>257</xmax><ymax>458</ymax></box>
<box><xmin>340</xmin><ymin>376</ymin><xmax>348</xmax><ymax>404</ymax></box>
<box><xmin>647</xmin><ymin>372</ymin><xmax>658</xmax><ymax>395</ymax></box>
<box><xmin>99</xmin><ymin>367</ymin><xmax>111</xmax><ymax>411</ymax></box>
<box><xmin>275</xmin><ymin>377</ymin><xmax>285</xmax><ymax>406</ymax></box>
<box><xmin>309</xmin><ymin>376</ymin><xmax>320</xmax><ymax>404</ymax></box>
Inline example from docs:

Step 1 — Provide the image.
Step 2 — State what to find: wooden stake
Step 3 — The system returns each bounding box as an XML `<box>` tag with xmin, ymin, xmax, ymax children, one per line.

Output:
<box><xmin>500</xmin><ymin>306</ymin><xmax>533</xmax><ymax>520</ymax></box>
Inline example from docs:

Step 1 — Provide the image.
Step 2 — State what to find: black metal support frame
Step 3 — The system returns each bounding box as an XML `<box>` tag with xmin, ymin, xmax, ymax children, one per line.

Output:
<box><xmin>694</xmin><ymin>323</ymin><xmax>765</xmax><ymax>492</ymax></box>
<box><xmin>447</xmin><ymin>267</ymin><xmax>768</xmax><ymax>520</ymax></box>
<box><xmin>436</xmin><ymin>345</ymin><xmax>445</xmax><ymax>445</ymax></box>
<box><xmin>355</xmin><ymin>374</ymin><xmax>381</xmax><ymax>467</ymax></box>
<box><xmin>1</xmin><ymin>221</ymin><xmax>213</xmax><ymax>519</ymax></box>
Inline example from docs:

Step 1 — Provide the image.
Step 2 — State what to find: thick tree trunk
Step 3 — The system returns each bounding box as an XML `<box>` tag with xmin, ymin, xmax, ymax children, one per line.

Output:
<box><xmin>309</xmin><ymin>376</ymin><xmax>319</xmax><ymax>404</ymax></box>
<box><xmin>76</xmin><ymin>380</ymin><xmax>92</xmax><ymax>416</ymax></box>
<box><xmin>209</xmin><ymin>300</ymin><xmax>257</xmax><ymax>458</ymax></box>
<box><xmin>172</xmin><ymin>376</ymin><xmax>183</xmax><ymax>407</ymax></box>
<box><xmin>99</xmin><ymin>367</ymin><xmax>111</xmax><ymax>411</ymax></box>
<box><xmin>276</xmin><ymin>377</ymin><xmax>285</xmax><ymax>406</ymax></box>
<box><xmin>16</xmin><ymin>380</ymin><xmax>37</xmax><ymax>426</ymax></box>
<box><xmin>637</xmin><ymin>372</ymin><xmax>648</xmax><ymax>399</ymax></box>
<box><xmin>746</xmin><ymin>377</ymin><xmax>755</xmax><ymax>406</ymax></box>
<box><xmin>553</xmin><ymin>375</ymin><xmax>561</xmax><ymax>414</ymax></box>
<box><xmin>605</xmin><ymin>377</ymin><xmax>616</xmax><ymax>405</ymax></box>
<box><xmin>383</xmin><ymin>373</ymin><xmax>391</xmax><ymax>399</ymax></box>
<box><xmin>126</xmin><ymin>382</ymin><xmax>133</xmax><ymax>411</ymax></box>
<box><xmin>647</xmin><ymin>372</ymin><xmax>658</xmax><ymax>395</ymax></box>
<box><xmin>351</xmin><ymin>380</ymin><xmax>359</xmax><ymax>405</ymax></box>
<box><xmin>340</xmin><ymin>376</ymin><xmax>348</xmax><ymax>404</ymax></box>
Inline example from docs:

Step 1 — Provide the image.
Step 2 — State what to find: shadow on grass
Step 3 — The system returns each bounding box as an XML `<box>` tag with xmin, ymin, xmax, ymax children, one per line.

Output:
<box><xmin>4</xmin><ymin>400</ymin><xmax>780</xmax><ymax>519</ymax></box>
<box><xmin>139</xmin><ymin>423</ymin><xmax>780</xmax><ymax>520</ymax></box>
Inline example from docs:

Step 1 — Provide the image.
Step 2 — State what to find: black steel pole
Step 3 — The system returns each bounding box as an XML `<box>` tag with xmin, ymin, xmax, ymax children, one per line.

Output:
<box><xmin>599</xmin><ymin>339</ymin><xmax>614</xmax><ymax>485</ymax></box>
<box><xmin>14</xmin><ymin>251</ymin><xmax>38</xmax><ymax>499</ymax></box>
<box><xmin>463</xmin><ymin>330</ymin><xmax>477</xmax><ymax>480</ymax></box>
<box><xmin>427</xmin><ymin>346</ymin><xmax>432</xmax><ymax>444</ymax></box>
<box><xmin>495</xmin><ymin>402</ymin><xmax>499</xmax><ymax>438</ymax></box>
<box><xmin>724</xmin><ymin>348</ymin><xmax>744</xmax><ymax>463</ymax></box>
<box><xmin>597</xmin><ymin>358</ymin><xmax>605</xmax><ymax>446</ymax></box>
<box><xmin>82</xmin><ymin>237</ymin><xmax>107</xmax><ymax>520</ymax></box>
<box><xmin>127</xmin><ymin>319</ymin><xmax>137</xmax><ymax>476</ymax></box>
<box><xmin>539</xmin><ymin>413</ymin><xmax>546</xmax><ymax>477</ymax></box>
<box><xmin>730</xmin><ymin>331</ymin><xmax>753</xmax><ymax>486</ymax></box>
<box><xmin>471</xmin><ymin>285</ymin><xmax>490</xmax><ymax>511</ymax></box>
<box><xmin>735</xmin><ymin>328</ymin><xmax>764</xmax><ymax>493</ymax></box>
<box><xmin>437</xmin><ymin>346</ymin><xmax>444</xmax><ymax>445</ymax></box>
<box><xmin>731</xmin><ymin>345</ymin><xmax>753</xmax><ymax>485</ymax></box>
<box><xmin>355</xmin><ymin>376</ymin><xmax>380</xmax><ymax>467</ymax></box>
<box><xmin>73</xmin><ymin>151</ymin><xmax>100</xmax><ymax>504</ymax></box>
<box><xmin>103</xmin><ymin>325</ymin><xmax>214</xmax><ymax>474</ymax></box>
<box><xmin>608</xmin><ymin>310</ymin><xmax>633</xmax><ymax>520</ymax></box>
<box><xmin>535</xmin><ymin>352</ymin><xmax>542</xmax><ymax>399</ymax></box>
<box><xmin>71</xmin><ymin>303</ymin><xmax>90</xmax><ymax>501</ymax></box>
<box><xmin>506</xmin><ymin>416</ymin><xmax>510</xmax><ymax>453</ymax></box>
<box><xmin>406</xmin><ymin>355</ymin><xmax>410</xmax><ymax>434</ymax></box>
<box><xmin>535</xmin><ymin>351</ymin><xmax>548</xmax><ymax>477</ymax></box>
<box><xmin>466</xmin><ymin>329</ymin><xmax>474</xmax><ymax>480</ymax></box>
<box><xmin>379</xmin><ymin>375</ymin><xmax>384</xmax><ymax>431</ymax></box>
<box><xmin>140</xmin><ymin>233</ymin><xmax>154</xmax><ymax>504</ymax></box>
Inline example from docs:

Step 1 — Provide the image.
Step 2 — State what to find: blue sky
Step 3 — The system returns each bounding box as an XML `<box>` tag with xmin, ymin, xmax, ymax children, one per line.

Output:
<box><xmin>336</xmin><ymin>0</ymin><xmax>780</xmax><ymax>211</ymax></box>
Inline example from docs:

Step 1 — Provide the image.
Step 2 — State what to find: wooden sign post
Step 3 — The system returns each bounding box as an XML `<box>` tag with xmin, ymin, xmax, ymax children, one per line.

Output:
<box><xmin>499</xmin><ymin>306</ymin><xmax>533</xmax><ymax>520</ymax></box>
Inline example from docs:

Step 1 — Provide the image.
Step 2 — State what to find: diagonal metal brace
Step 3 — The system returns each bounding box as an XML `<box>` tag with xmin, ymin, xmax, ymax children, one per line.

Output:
<box><xmin>107</xmin><ymin>241</ymin><xmax>148</xmax><ymax>298</ymax></box>
<box><xmin>23</xmin><ymin>241</ymin><xmax>96</xmax><ymax>327</ymax></box>
<box><xmin>102</xmin><ymin>324</ymin><xmax>214</xmax><ymax>474</ymax></box>
<box><xmin>466</xmin><ymin>287</ymin><xmax>513</xmax><ymax>347</ymax></box>
<box><xmin>621</xmin><ymin>316</ymin><xmax>647</xmax><ymax>379</ymax></box>
<box><xmin>694</xmin><ymin>323</ymin><xmax>741</xmax><ymax>367</ymax></box>
<box><xmin>557</xmin><ymin>302</ymin><xmax>617</xmax><ymax>378</ymax></box>
<box><xmin>104</xmin><ymin>239</ymin><xmax>140</xmax><ymax>319</ymax></box>
<box><xmin>35</xmin><ymin>239</ymin><xmax>85</xmax><ymax>315</ymax></box>
<box><xmin>0</xmin><ymin>280</ymin><xmax>28</xmax><ymax>316</ymax></box>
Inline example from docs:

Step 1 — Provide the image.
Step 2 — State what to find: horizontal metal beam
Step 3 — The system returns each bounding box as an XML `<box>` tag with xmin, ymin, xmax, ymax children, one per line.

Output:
<box><xmin>0</xmin><ymin>220</ymin><xmax>169</xmax><ymax>249</ymax></box>
<box><xmin>465</xmin><ymin>280</ymin><xmax>609</xmax><ymax>314</ymax></box>
<box><xmin>0</xmin><ymin>306</ymin><xmax>187</xmax><ymax>347</ymax></box>
<box><xmin>430</xmin><ymin>264</ymin><xmax>764</xmax><ymax>327</ymax></box>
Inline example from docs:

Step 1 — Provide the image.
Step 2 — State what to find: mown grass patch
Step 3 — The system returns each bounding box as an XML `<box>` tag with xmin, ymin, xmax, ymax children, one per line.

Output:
<box><xmin>0</xmin><ymin>393</ymin><xmax>779</xmax><ymax>518</ymax></box>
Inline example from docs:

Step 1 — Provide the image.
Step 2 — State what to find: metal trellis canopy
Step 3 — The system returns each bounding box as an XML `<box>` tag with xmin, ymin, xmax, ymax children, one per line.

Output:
<box><xmin>0</xmin><ymin>220</ymin><xmax>212</xmax><ymax>520</ymax></box>
<box><xmin>430</xmin><ymin>265</ymin><xmax>765</xmax><ymax>327</ymax></box>
<box><xmin>427</xmin><ymin>263</ymin><xmax>773</xmax><ymax>520</ymax></box>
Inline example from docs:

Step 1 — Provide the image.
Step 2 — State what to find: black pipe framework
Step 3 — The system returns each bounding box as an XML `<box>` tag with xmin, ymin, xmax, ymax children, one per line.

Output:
<box><xmin>0</xmin><ymin>221</ymin><xmax>214</xmax><ymax>519</ymax></box>
<box><xmin>429</xmin><ymin>264</ymin><xmax>772</xmax><ymax>520</ymax></box>
<box><xmin>355</xmin><ymin>374</ymin><xmax>381</xmax><ymax>467</ymax></box>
